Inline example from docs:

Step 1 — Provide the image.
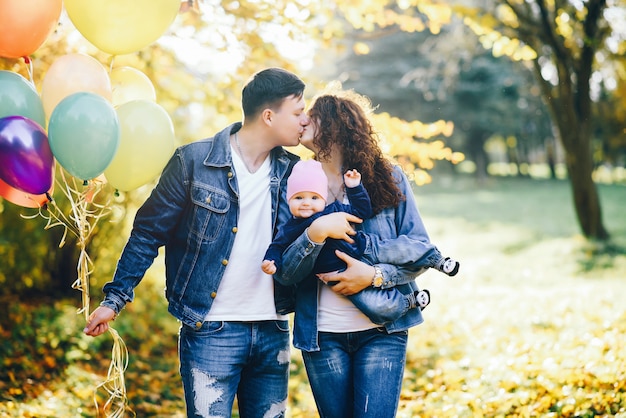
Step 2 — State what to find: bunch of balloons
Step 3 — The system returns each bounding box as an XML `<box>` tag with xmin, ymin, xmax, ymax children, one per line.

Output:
<box><xmin>1</xmin><ymin>1</ymin><xmax>181</xmax><ymax>416</ymax></box>
<box><xmin>0</xmin><ymin>0</ymin><xmax>180</xmax><ymax>209</ymax></box>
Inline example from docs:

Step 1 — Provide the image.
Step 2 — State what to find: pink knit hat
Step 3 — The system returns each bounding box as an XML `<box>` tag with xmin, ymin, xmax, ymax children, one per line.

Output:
<box><xmin>287</xmin><ymin>160</ymin><xmax>328</xmax><ymax>202</ymax></box>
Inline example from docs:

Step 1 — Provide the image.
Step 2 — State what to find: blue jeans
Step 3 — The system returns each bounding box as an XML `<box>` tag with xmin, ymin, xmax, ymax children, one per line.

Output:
<box><xmin>301</xmin><ymin>328</ymin><xmax>408</xmax><ymax>418</ymax></box>
<box><xmin>179</xmin><ymin>320</ymin><xmax>290</xmax><ymax>418</ymax></box>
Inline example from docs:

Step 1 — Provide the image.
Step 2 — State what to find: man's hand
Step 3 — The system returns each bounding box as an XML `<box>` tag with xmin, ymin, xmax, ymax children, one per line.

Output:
<box><xmin>83</xmin><ymin>306</ymin><xmax>116</xmax><ymax>337</ymax></box>
<box><xmin>316</xmin><ymin>250</ymin><xmax>375</xmax><ymax>296</ymax></box>
<box><xmin>308</xmin><ymin>212</ymin><xmax>362</xmax><ymax>244</ymax></box>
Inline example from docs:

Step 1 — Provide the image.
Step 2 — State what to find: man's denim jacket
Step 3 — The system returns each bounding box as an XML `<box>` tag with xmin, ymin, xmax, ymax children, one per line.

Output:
<box><xmin>275</xmin><ymin>166</ymin><xmax>428</xmax><ymax>352</ymax></box>
<box><xmin>101</xmin><ymin>123</ymin><xmax>298</xmax><ymax>328</ymax></box>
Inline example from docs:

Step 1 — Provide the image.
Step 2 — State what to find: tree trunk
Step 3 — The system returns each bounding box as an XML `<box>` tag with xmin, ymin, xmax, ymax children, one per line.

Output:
<box><xmin>467</xmin><ymin>127</ymin><xmax>489</xmax><ymax>181</ymax></box>
<box><xmin>506</xmin><ymin>0</ymin><xmax>610</xmax><ymax>241</ymax></box>
<box><xmin>561</xmin><ymin>129</ymin><xmax>609</xmax><ymax>240</ymax></box>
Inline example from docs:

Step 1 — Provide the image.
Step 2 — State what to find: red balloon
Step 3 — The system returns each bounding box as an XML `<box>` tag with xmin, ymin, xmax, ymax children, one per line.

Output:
<box><xmin>0</xmin><ymin>0</ymin><xmax>63</xmax><ymax>58</ymax></box>
<box><xmin>0</xmin><ymin>177</ymin><xmax>51</xmax><ymax>208</ymax></box>
<box><xmin>0</xmin><ymin>116</ymin><xmax>54</xmax><ymax>194</ymax></box>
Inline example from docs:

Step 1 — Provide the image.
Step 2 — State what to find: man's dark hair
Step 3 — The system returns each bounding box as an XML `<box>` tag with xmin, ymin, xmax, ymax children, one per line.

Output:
<box><xmin>242</xmin><ymin>68</ymin><xmax>305</xmax><ymax>119</ymax></box>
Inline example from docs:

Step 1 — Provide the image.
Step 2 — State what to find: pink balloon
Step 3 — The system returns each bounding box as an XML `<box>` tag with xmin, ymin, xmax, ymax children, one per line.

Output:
<box><xmin>41</xmin><ymin>53</ymin><xmax>112</xmax><ymax>119</ymax></box>
<box><xmin>0</xmin><ymin>116</ymin><xmax>54</xmax><ymax>194</ymax></box>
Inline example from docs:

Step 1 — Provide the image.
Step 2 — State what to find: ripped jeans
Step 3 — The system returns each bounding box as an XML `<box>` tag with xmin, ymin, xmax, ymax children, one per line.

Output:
<box><xmin>179</xmin><ymin>320</ymin><xmax>290</xmax><ymax>418</ymax></box>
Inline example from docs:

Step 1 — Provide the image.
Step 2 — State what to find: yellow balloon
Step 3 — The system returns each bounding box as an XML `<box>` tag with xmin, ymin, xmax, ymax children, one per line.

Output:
<box><xmin>110</xmin><ymin>67</ymin><xmax>157</xmax><ymax>107</ymax></box>
<box><xmin>64</xmin><ymin>0</ymin><xmax>180</xmax><ymax>55</ymax></box>
<box><xmin>41</xmin><ymin>53</ymin><xmax>112</xmax><ymax>119</ymax></box>
<box><xmin>104</xmin><ymin>100</ymin><xmax>175</xmax><ymax>191</ymax></box>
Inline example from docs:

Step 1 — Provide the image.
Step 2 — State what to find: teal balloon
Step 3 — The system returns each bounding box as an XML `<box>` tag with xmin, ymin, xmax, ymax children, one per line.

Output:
<box><xmin>48</xmin><ymin>92</ymin><xmax>120</xmax><ymax>180</ymax></box>
<box><xmin>0</xmin><ymin>71</ymin><xmax>46</xmax><ymax>128</ymax></box>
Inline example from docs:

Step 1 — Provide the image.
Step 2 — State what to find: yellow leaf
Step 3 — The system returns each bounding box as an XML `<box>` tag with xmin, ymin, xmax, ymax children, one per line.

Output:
<box><xmin>353</xmin><ymin>42</ymin><xmax>371</xmax><ymax>55</ymax></box>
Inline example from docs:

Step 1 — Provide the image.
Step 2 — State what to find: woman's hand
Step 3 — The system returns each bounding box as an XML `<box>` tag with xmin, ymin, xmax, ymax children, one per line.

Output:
<box><xmin>307</xmin><ymin>212</ymin><xmax>362</xmax><ymax>244</ymax></box>
<box><xmin>317</xmin><ymin>250</ymin><xmax>374</xmax><ymax>296</ymax></box>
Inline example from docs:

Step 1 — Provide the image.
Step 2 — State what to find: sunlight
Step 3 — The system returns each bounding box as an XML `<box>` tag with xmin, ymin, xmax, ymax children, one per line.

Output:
<box><xmin>162</xmin><ymin>1</ymin><xmax>317</xmax><ymax>74</ymax></box>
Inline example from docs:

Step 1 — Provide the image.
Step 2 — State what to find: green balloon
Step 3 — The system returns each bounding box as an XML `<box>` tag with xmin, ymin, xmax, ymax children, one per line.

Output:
<box><xmin>0</xmin><ymin>71</ymin><xmax>46</xmax><ymax>128</ymax></box>
<box><xmin>48</xmin><ymin>92</ymin><xmax>120</xmax><ymax>181</ymax></box>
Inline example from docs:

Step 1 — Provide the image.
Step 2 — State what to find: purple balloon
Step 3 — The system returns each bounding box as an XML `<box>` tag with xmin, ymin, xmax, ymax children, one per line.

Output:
<box><xmin>0</xmin><ymin>115</ymin><xmax>54</xmax><ymax>195</ymax></box>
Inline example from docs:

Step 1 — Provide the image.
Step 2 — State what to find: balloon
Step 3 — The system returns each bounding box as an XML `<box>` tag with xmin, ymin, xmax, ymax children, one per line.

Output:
<box><xmin>41</xmin><ymin>53</ymin><xmax>112</xmax><ymax>119</ymax></box>
<box><xmin>64</xmin><ymin>0</ymin><xmax>180</xmax><ymax>55</ymax></box>
<box><xmin>0</xmin><ymin>177</ymin><xmax>52</xmax><ymax>208</ymax></box>
<box><xmin>48</xmin><ymin>92</ymin><xmax>120</xmax><ymax>181</ymax></box>
<box><xmin>104</xmin><ymin>100</ymin><xmax>175</xmax><ymax>191</ymax></box>
<box><xmin>0</xmin><ymin>116</ymin><xmax>54</xmax><ymax>194</ymax></box>
<box><xmin>0</xmin><ymin>0</ymin><xmax>62</xmax><ymax>58</ymax></box>
<box><xmin>110</xmin><ymin>67</ymin><xmax>157</xmax><ymax>107</ymax></box>
<box><xmin>0</xmin><ymin>71</ymin><xmax>46</xmax><ymax>128</ymax></box>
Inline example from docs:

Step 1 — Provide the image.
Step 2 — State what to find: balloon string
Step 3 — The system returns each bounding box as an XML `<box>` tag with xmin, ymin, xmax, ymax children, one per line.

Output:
<box><xmin>94</xmin><ymin>328</ymin><xmax>133</xmax><ymax>418</ymax></box>
<box><xmin>27</xmin><ymin>168</ymin><xmax>130</xmax><ymax>416</ymax></box>
<box><xmin>22</xmin><ymin>56</ymin><xmax>34</xmax><ymax>84</ymax></box>
<box><xmin>108</xmin><ymin>55</ymin><xmax>116</xmax><ymax>73</ymax></box>
<box><xmin>72</xmin><ymin>247</ymin><xmax>92</xmax><ymax>321</ymax></box>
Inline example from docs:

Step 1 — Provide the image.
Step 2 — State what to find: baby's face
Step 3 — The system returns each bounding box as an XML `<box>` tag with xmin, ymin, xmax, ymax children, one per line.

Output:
<box><xmin>289</xmin><ymin>191</ymin><xmax>326</xmax><ymax>218</ymax></box>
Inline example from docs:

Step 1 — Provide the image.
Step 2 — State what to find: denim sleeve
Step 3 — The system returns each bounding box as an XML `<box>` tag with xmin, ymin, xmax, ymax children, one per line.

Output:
<box><xmin>365</xmin><ymin>167</ymin><xmax>434</xmax><ymax>288</ymax></box>
<box><xmin>101</xmin><ymin>149</ymin><xmax>188</xmax><ymax>313</ymax></box>
<box><xmin>273</xmin><ymin>230</ymin><xmax>323</xmax><ymax>286</ymax></box>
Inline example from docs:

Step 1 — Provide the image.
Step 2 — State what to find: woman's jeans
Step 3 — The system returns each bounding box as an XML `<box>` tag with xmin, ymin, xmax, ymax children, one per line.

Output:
<box><xmin>302</xmin><ymin>328</ymin><xmax>408</xmax><ymax>418</ymax></box>
<box><xmin>179</xmin><ymin>320</ymin><xmax>290</xmax><ymax>418</ymax></box>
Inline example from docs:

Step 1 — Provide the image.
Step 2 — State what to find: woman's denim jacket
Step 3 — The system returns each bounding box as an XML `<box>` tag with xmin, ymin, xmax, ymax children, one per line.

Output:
<box><xmin>275</xmin><ymin>166</ymin><xmax>428</xmax><ymax>352</ymax></box>
<box><xmin>100</xmin><ymin>123</ymin><xmax>298</xmax><ymax>328</ymax></box>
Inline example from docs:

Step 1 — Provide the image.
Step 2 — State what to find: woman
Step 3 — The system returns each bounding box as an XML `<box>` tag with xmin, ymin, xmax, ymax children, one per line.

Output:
<box><xmin>275</xmin><ymin>85</ymin><xmax>436</xmax><ymax>417</ymax></box>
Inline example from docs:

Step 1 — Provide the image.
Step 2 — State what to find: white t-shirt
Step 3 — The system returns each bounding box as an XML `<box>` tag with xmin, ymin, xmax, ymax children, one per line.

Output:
<box><xmin>205</xmin><ymin>148</ymin><xmax>285</xmax><ymax>321</ymax></box>
<box><xmin>318</xmin><ymin>285</ymin><xmax>378</xmax><ymax>331</ymax></box>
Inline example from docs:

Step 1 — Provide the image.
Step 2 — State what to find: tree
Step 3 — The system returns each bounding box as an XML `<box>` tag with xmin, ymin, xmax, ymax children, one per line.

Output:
<box><xmin>322</xmin><ymin>0</ymin><xmax>625</xmax><ymax>240</ymax></box>
<box><xmin>326</xmin><ymin>22</ymin><xmax>553</xmax><ymax>180</ymax></box>
<box><xmin>458</xmin><ymin>0</ymin><xmax>621</xmax><ymax>239</ymax></box>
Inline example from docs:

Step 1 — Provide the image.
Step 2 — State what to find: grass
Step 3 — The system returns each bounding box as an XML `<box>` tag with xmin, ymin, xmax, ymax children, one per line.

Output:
<box><xmin>395</xmin><ymin>176</ymin><xmax>626</xmax><ymax>417</ymax></box>
<box><xmin>1</xmin><ymin>175</ymin><xmax>625</xmax><ymax>417</ymax></box>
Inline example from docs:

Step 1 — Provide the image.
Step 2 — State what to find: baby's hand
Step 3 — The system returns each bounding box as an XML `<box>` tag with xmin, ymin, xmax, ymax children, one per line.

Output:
<box><xmin>261</xmin><ymin>259</ymin><xmax>277</xmax><ymax>275</ymax></box>
<box><xmin>343</xmin><ymin>169</ymin><xmax>361</xmax><ymax>188</ymax></box>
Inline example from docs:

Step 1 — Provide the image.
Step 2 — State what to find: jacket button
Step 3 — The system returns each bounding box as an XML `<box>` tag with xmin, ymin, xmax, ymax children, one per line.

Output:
<box><xmin>221</xmin><ymin>259</ymin><xmax>228</xmax><ymax>266</ymax></box>
<box><xmin>211</xmin><ymin>292</ymin><xmax>217</xmax><ymax>298</ymax></box>
<box><xmin>195</xmin><ymin>321</ymin><xmax>202</xmax><ymax>328</ymax></box>
<box><xmin>232</xmin><ymin>227</ymin><xmax>237</xmax><ymax>233</ymax></box>
<box><xmin>205</xmin><ymin>196</ymin><xmax>211</xmax><ymax>204</ymax></box>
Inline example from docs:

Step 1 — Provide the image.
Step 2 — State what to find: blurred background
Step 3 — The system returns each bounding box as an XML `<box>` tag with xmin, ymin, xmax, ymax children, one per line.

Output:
<box><xmin>1</xmin><ymin>0</ymin><xmax>625</xmax><ymax>416</ymax></box>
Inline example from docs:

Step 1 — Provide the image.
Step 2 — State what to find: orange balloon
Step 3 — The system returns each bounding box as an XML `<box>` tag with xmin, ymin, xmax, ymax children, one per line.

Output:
<box><xmin>0</xmin><ymin>177</ymin><xmax>52</xmax><ymax>208</ymax></box>
<box><xmin>0</xmin><ymin>0</ymin><xmax>63</xmax><ymax>59</ymax></box>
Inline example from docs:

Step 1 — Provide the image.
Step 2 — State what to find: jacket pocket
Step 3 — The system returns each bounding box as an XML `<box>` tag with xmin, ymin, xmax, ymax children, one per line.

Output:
<box><xmin>189</xmin><ymin>185</ymin><xmax>231</xmax><ymax>241</ymax></box>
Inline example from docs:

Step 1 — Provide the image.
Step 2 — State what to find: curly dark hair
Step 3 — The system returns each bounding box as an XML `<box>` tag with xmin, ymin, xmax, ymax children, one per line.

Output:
<box><xmin>308</xmin><ymin>87</ymin><xmax>405</xmax><ymax>214</ymax></box>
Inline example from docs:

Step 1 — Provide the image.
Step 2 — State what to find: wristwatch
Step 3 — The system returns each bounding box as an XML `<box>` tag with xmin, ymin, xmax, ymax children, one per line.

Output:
<box><xmin>371</xmin><ymin>265</ymin><xmax>384</xmax><ymax>288</ymax></box>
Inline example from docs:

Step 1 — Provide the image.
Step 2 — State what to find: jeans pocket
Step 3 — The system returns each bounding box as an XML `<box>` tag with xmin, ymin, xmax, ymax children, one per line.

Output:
<box><xmin>375</xmin><ymin>327</ymin><xmax>408</xmax><ymax>336</ymax></box>
<box><xmin>183</xmin><ymin>320</ymin><xmax>226</xmax><ymax>337</ymax></box>
<box><xmin>274</xmin><ymin>320</ymin><xmax>290</xmax><ymax>333</ymax></box>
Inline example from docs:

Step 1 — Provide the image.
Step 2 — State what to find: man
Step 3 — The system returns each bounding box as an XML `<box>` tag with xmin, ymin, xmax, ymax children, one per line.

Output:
<box><xmin>84</xmin><ymin>68</ymin><xmax>309</xmax><ymax>417</ymax></box>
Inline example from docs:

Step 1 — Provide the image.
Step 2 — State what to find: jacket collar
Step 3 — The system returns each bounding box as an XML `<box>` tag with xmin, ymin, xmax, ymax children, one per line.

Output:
<box><xmin>202</xmin><ymin>122</ymin><xmax>241</xmax><ymax>168</ymax></box>
<box><xmin>203</xmin><ymin>122</ymin><xmax>294</xmax><ymax>169</ymax></box>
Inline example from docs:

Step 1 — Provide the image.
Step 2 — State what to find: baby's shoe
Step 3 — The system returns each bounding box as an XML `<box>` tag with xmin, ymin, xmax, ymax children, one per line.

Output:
<box><xmin>437</xmin><ymin>257</ymin><xmax>460</xmax><ymax>276</ymax></box>
<box><xmin>414</xmin><ymin>289</ymin><xmax>430</xmax><ymax>310</ymax></box>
